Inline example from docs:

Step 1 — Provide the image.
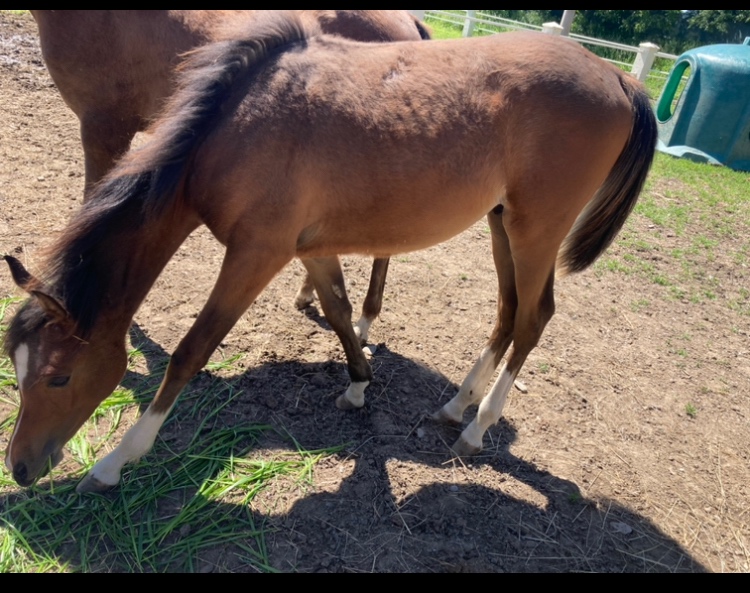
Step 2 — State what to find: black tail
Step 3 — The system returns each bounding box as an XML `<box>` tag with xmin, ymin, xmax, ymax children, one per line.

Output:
<box><xmin>559</xmin><ymin>78</ymin><xmax>657</xmax><ymax>274</ymax></box>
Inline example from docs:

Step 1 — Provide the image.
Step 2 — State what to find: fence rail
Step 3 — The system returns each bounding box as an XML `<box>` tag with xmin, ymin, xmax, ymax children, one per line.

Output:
<box><xmin>411</xmin><ymin>10</ymin><xmax>679</xmax><ymax>92</ymax></box>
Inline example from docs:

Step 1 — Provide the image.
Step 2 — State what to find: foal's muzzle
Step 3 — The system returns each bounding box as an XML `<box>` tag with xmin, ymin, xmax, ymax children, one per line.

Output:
<box><xmin>12</xmin><ymin>462</ymin><xmax>34</xmax><ymax>488</ymax></box>
<box><xmin>11</xmin><ymin>448</ymin><xmax>64</xmax><ymax>488</ymax></box>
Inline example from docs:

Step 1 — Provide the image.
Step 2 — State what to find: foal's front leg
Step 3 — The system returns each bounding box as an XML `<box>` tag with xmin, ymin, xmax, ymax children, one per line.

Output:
<box><xmin>77</xmin><ymin>245</ymin><xmax>294</xmax><ymax>493</ymax></box>
<box><xmin>301</xmin><ymin>257</ymin><xmax>373</xmax><ymax>410</ymax></box>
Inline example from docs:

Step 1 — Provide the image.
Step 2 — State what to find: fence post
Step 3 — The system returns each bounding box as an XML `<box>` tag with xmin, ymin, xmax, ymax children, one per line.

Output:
<box><xmin>409</xmin><ymin>10</ymin><xmax>426</xmax><ymax>21</ymax></box>
<box><xmin>463</xmin><ymin>10</ymin><xmax>477</xmax><ymax>37</ymax></box>
<box><xmin>632</xmin><ymin>42</ymin><xmax>660</xmax><ymax>83</ymax></box>
<box><xmin>560</xmin><ymin>11</ymin><xmax>576</xmax><ymax>36</ymax></box>
<box><xmin>542</xmin><ymin>22</ymin><xmax>564</xmax><ymax>36</ymax></box>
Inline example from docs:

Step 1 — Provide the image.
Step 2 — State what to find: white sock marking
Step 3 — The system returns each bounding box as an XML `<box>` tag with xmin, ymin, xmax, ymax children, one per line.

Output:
<box><xmin>441</xmin><ymin>347</ymin><xmax>498</xmax><ymax>423</ymax></box>
<box><xmin>344</xmin><ymin>381</ymin><xmax>369</xmax><ymax>408</ymax></box>
<box><xmin>88</xmin><ymin>405</ymin><xmax>171</xmax><ymax>487</ymax></box>
<box><xmin>353</xmin><ymin>316</ymin><xmax>372</xmax><ymax>344</ymax></box>
<box><xmin>461</xmin><ymin>365</ymin><xmax>515</xmax><ymax>450</ymax></box>
<box><xmin>294</xmin><ymin>284</ymin><xmax>315</xmax><ymax>309</ymax></box>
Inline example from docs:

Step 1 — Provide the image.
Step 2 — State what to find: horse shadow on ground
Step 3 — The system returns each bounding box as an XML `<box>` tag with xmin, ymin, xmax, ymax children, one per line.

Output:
<box><xmin>0</xmin><ymin>320</ymin><xmax>707</xmax><ymax>573</ymax></box>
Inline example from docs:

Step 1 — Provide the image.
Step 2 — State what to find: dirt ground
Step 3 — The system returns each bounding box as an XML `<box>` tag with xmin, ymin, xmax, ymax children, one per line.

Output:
<box><xmin>1</xmin><ymin>12</ymin><xmax>748</xmax><ymax>572</ymax></box>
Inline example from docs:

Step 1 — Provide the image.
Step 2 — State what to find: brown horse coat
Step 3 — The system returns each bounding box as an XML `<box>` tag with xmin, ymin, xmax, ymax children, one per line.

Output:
<box><xmin>30</xmin><ymin>10</ymin><xmax>429</xmax><ymax>188</ymax></box>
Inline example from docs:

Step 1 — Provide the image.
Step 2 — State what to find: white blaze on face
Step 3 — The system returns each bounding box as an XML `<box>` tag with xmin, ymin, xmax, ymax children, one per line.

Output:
<box><xmin>14</xmin><ymin>343</ymin><xmax>30</xmax><ymax>389</ymax></box>
<box><xmin>6</xmin><ymin>343</ymin><xmax>30</xmax><ymax>472</ymax></box>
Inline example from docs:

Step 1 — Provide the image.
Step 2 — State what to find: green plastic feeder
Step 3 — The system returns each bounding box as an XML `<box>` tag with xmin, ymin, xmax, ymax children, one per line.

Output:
<box><xmin>656</xmin><ymin>39</ymin><xmax>750</xmax><ymax>171</ymax></box>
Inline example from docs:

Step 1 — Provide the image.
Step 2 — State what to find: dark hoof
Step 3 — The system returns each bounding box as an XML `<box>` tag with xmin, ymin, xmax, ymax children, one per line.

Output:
<box><xmin>451</xmin><ymin>437</ymin><xmax>481</xmax><ymax>458</ymax></box>
<box><xmin>335</xmin><ymin>394</ymin><xmax>361</xmax><ymax>411</ymax></box>
<box><xmin>430</xmin><ymin>408</ymin><xmax>462</xmax><ymax>426</ymax></box>
<box><xmin>76</xmin><ymin>472</ymin><xmax>117</xmax><ymax>494</ymax></box>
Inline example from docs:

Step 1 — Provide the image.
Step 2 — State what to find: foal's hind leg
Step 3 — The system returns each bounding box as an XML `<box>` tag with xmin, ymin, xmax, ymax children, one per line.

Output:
<box><xmin>453</xmin><ymin>217</ymin><xmax>558</xmax><ymax>456</ymax></box>
<box><xmin>294</xmin><ymin>270</ymin><xmax>317</xmax><ymax>310</ymax></box>
<box><xmin>301</xmin><ymin>257</ymin><xmax>374</xmax><ymax>410</ymax></box>
<box><xmin>434</xmin><ymin>207</ymin><xmax>517</xmax><ymax>425</ymax></box>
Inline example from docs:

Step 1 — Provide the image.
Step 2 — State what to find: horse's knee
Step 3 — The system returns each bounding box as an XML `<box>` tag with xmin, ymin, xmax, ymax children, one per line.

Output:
<box><xmin>166</xmin><ymin>348</ymin><xmax>203</xmax><ymax>384</ymax></box>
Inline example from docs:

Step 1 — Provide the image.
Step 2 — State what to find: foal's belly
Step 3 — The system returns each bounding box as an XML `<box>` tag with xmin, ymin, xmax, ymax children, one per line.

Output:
<box><xmin>296</xmin><ymin>186</ymin><xmax>502</xmax><ymax>257</ymax></box>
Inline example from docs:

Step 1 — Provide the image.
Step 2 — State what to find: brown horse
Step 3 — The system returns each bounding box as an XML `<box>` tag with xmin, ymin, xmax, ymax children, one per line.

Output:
<box><xmin>31</xmin><ymin>9</ymin><xmax>429</xmax><ymax>342</ymax></box>
<box><xmin>3</xmin><ymin>12</ymin><xmax>656</xmax><ymax>492</ymax></box>
<box><xmin>31</xmin><ymin>10</ymin><xmax>429</xmax><ymax>191</ymax></box>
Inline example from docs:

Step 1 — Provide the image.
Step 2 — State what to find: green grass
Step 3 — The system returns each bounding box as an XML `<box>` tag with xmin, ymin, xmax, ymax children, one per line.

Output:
<box><xmin>568</xmin><ymin>491</ymin><xmax>584</xmax><ymax>505</ymax></box>
<box><xmin>630</xmin><ymin>299</ymin><xmax>651</xmax><ymax>313</ymax></box>
<box><xmin>0</xmin><ymin>297</ymin><xmax>343</xmax><ymax>572</ymax></box>
<box><xmin>595</xmin><ymin>153</ymin><xmax>750</xmax><ymax>315</ymax></box>
<box><xmin>427</xmin><ymin>11</ymin><xmax>526</xmax><ymax>40</ymax></box>
<box><xmin>424</xmin><ymin>17</ymin><xmax>464</xmax><ymax>40</ymax></box>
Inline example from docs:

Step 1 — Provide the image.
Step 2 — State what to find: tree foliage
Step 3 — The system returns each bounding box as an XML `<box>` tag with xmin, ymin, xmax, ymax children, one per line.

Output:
<box><xmin>483</xmin><ymin>10</ymin><xmax>750</xmax><ymax>52</ymax></box>
<box><xmin>572</xmin><ymin>11</ymin><xmax>683</xmax><ymax>51</ymax></box>
<box><xmin>685</xmin><ymin>10</ymin><xmax>750</xmax><ymax>44</ymax></box>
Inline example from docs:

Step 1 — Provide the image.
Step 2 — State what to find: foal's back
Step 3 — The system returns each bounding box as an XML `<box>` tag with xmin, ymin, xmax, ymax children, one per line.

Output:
<box><xmin>187</xmin><ymin>32</ymin><xmax>635</xmax><ymax>257</ymax></box>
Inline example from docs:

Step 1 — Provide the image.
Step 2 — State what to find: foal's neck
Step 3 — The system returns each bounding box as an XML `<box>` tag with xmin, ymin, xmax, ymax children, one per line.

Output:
<box><xmin>93</xmin><ymin>203</ymin><xmax>201</xmax><ymax>336</ymax></box>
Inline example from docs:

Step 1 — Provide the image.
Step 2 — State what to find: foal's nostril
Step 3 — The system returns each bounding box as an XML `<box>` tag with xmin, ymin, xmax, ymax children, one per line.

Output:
<box><xmin>12</xmin><ymin>462</ymin><xmax>29</xmax><ymax>486</ymax></box>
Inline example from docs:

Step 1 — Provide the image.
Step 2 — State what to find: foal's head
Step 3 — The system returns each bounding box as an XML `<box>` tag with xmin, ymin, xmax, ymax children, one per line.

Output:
<box><xmin>3</xmin><ymin>256</ymin><xmax>127</xmax><ymax>487</ymax></box>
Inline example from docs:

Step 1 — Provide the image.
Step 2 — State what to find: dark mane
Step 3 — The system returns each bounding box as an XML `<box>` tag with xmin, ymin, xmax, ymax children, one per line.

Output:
<box><xmin>6</xmin><ymin>11</ymin><xmax>314</xmax><ymax>349</ymax></box>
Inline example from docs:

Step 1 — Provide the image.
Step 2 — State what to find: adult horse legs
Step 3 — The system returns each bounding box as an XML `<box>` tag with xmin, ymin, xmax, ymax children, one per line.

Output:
<box><xmin>354</xmin><ymin>257</ymin><xmax>390</xmax><ymax>344</ymax></box>
<box><xmin>301</xmin><ymin>257</ymin><xmax>373</xmax><ymax>410</ymax></box>
<box><xmin>78</xmin><ymin>242</ymin><xmax>294</xmax><ymax>493</ymax></box>
<box><xmin>295</xmin><ymin>257</ymin><xmax>390</xmax><ymax>346</ymax></box>
<box><xmin>80</xmin><ymin>111</ymin><xmax>140</xmax><ymax>196</ymax></box>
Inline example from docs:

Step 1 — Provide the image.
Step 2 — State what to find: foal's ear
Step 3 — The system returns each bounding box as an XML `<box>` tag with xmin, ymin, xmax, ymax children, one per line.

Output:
<box><xmin>3</xmin><ymin>255</ymin><xmax>40</xmax><ymax>292</ymax></box>
<box><xmin>30</xmin><ymin>290</ymin><xmax>72</xmax><ymax>328</ymax></box>
<box><xmin>3</xmin><ymin>256</ymin><xmax>72</xmax><ymax>329</ymax></box>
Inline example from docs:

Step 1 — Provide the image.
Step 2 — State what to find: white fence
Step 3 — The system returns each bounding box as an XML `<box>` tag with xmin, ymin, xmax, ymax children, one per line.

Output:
<box><xmin>411</xmin><ymin>10</ymin><xmax>678</xmax><ymax>86</ymax></box>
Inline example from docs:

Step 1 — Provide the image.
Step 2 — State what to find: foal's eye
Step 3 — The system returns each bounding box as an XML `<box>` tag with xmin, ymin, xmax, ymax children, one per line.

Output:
<box><xmin>48</xmin><ymin>376</ymin><xmax>71</xmax><ymax>388</ymax></box>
